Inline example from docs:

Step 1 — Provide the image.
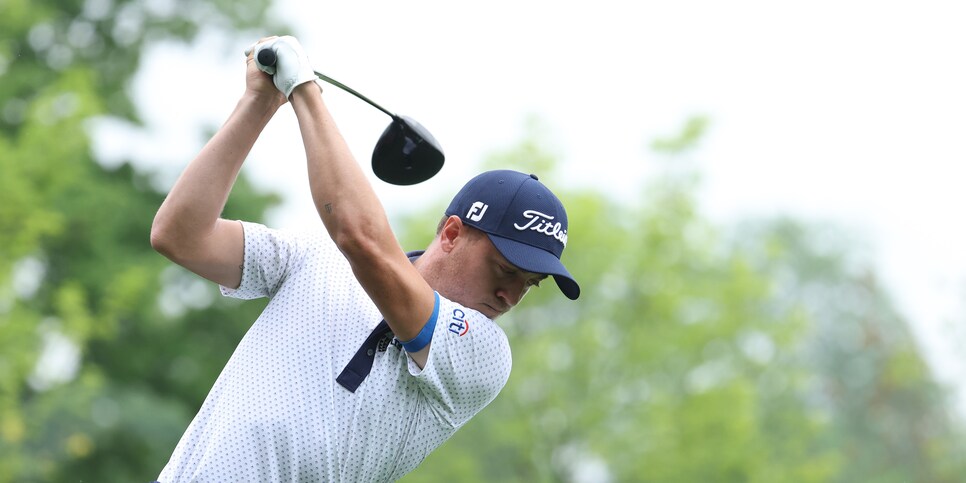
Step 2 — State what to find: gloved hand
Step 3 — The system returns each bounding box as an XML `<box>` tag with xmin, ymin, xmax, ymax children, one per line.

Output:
<box><xmin>246</xmin><ymin>36</ymin><xmax>319</xmax><ymax>99</ymax></box>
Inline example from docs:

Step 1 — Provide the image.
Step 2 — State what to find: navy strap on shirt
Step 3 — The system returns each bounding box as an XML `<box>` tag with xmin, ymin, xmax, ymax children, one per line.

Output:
<box><xmin>335</xmin><ymin>319</ymin><xmax>394</xmax><ymax>393</ymax></box>
<box><xmin>336</xmin><ymin>251</ymin><xmax>427</xmax><ymax>393</ymax></box>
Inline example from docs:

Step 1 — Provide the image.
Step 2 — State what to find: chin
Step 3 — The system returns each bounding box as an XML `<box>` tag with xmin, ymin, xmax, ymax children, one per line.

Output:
<box><xmin>483</xmin><ymin>306</ymin><xmax>506</xmax><ymax>320</ymax></box>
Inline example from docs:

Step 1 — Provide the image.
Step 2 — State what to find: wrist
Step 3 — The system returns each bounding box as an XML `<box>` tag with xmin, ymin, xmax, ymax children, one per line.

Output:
<box><xmin>290</xmin><ymin>81</ymin><xmax>322</xmax><ymax>103</ymax></box>
<box><xmin>241</xmin><ymin>89</ymin><xmax>286</xmax><ymax>112</ymax></box>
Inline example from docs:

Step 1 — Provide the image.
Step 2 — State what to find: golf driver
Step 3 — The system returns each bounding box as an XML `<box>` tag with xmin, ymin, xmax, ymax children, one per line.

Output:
<box><xmin>256</xmin><ymin>48</ymin><xmax>444</xmax><ymax>186</ymax></box>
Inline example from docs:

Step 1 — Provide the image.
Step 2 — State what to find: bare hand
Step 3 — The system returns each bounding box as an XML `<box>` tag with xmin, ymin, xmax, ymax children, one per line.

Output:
<box><xmin>244</xmin><ymin>36</ymin><xmax>287</xmax><ymax>108</ymax></box>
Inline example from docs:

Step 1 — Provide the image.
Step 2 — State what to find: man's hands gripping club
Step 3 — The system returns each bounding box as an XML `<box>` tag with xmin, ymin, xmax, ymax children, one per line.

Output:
<box><xmin>246</xmin><ymin>36</ymin><xmax>319</xmax><ymax>99</ymax></box>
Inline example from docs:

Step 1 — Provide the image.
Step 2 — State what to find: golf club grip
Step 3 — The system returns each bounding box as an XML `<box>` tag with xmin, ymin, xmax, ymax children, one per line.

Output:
<box><xmin>257</xmin><ymin>48</ymin><xmax>277</xmax><ymax>67</ymax></box>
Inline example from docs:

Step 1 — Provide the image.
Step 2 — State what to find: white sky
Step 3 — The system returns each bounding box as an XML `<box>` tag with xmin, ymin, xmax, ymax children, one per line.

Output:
<box><xmin>95</xmin><ymin>0</ymin><xmax>966</xmax><ymax>410</ymax></box>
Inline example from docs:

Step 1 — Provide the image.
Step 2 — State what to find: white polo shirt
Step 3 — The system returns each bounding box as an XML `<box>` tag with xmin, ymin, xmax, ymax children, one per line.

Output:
<box><xmin>157</xmin><ymin>221</ymin><xmax>512</xmax><ymax>482</ymax></box>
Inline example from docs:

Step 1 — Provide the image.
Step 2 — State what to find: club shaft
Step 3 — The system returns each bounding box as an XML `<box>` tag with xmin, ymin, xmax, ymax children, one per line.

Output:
<box><xmin>257</xmin><ymin>47</ymin><xmax>396</xmax><ymax>119</ymax></box>
<box><xmin>312</xmin><ymin>71</ymin><xmax>395</xmax><ymax>119</ymax></box>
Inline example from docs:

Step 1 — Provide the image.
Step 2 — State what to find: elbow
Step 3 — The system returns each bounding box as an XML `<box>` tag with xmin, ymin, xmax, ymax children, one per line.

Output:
<box><xmin>150</xmin><ymin>216</ymin><xmax>179</xmax><ymax>260</ymax></box>
<box><xmin>332</xmin><ymin>229</ymin><xmax>372</xmax><ymax>260</ymax></box>
<box><xmin>331</xmin><ymin>222</ymin><xmax>385</xmax><ymax>262</ymax></box>
<box><xmin>150</xmin><ymin>229</ymin><xmax>169</xmax><ymax>257</ymax></box>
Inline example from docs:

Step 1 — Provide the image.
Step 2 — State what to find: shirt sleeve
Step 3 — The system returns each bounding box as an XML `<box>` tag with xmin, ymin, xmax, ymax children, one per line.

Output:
<box><xmin>219</xmin><ymin>221</ymin><xmax>306</xmax><ymax>300</ymax></box>
<box><xmin>407</xmin><ymin>295</ymin><xmax>512</xmax><ymax>428</ymax></box>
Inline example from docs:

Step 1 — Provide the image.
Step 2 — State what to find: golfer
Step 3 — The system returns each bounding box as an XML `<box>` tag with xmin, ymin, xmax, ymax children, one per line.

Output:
<box><xmin>150</xmin><ymin>36</ymin><xmax>579</xmax><ymax>482</ymax></box>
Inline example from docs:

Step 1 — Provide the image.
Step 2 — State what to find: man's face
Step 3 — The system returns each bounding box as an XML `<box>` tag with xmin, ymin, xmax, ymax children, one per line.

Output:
<box><xmin>446</xmin><ymin>228</ymin><xmax>547</xmax><ymax>319</ymax></box>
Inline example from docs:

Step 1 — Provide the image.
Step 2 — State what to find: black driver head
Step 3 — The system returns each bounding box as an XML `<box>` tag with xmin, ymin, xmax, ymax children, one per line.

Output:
<box><xmin>371</xmin><ymin>116</ymin><xmax>444</xmax><ymax>185</ymax></box>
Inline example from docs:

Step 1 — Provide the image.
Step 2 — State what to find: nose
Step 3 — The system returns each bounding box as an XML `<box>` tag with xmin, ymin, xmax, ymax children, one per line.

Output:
<box><xmin>495</xmin><ymin>279</ymin><xmax>529</xmax><ymax>308</ymax></box>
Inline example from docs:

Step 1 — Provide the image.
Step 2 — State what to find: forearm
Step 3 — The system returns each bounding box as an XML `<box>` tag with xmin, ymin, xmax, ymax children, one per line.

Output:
<box><xmin>289</xmin><ymin>84</ymin><xmax>395</xmax><ymax>253</ymax></box>
<box><xmin>152</xmin><ymin>93</ymin><xmax>279</xmax><ymax>248</ymax></box>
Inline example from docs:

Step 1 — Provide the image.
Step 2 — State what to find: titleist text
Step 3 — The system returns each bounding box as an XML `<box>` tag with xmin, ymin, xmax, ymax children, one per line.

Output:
<box><xmin>514</xmin><ymin>210</ymin><xmax>568</xmax><ymax>247</ymax></box>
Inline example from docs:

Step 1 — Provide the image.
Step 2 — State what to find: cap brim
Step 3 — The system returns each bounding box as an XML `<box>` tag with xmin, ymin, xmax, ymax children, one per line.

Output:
<box><xmin>486</xmin><ymin>234</ymin><xmax>580</xmax><ymax>300</ymax></box>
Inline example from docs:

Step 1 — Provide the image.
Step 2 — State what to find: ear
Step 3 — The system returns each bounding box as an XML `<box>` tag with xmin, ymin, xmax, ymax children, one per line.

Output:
<box><xmin>438</xmin><ymin>215</ymin><xmax>465</xmax><ymax>253</ymax></box>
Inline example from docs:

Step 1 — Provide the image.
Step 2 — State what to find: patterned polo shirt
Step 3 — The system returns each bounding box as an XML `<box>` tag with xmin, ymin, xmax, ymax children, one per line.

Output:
<box><xmin>157</xmin><ymin>221</ymin><xmax>512</xmax><ymax>482</ymax></box>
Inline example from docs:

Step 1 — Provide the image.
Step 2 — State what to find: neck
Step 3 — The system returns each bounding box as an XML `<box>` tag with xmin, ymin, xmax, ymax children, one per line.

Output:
<box><xmin>413</xmin><ymin>244</ymin><xmax>446</xmax><ymax>297</ymax></box>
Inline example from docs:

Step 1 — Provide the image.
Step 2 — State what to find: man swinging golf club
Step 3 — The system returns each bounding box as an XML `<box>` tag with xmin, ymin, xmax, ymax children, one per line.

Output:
<box><xmin>150</xmin><ymin>36</ymin><xmax>580</xmax><ymax>482</ymax></box>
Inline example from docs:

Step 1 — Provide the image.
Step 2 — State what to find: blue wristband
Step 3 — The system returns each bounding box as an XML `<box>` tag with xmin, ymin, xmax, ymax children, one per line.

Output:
<box><xmin>401</xmin><ymin>292</ymin><xmax>440</xmax><ymax>353</ymax></box>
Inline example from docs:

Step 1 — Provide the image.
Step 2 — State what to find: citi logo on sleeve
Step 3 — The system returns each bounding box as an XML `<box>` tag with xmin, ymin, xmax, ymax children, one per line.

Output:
<box><xmin>466</xmin><ymin>202</ymin><xmax>488</xmax><ymax>222</ymax></box>
<box><xmin>514</xmin><ymin>209</ymin><xmax>568</xmax><ymax>247</ymax></box>
<box><xmin>449</xmin><ymin>309</ymin><xmax>470</xmax><ymax>337</ymax></box>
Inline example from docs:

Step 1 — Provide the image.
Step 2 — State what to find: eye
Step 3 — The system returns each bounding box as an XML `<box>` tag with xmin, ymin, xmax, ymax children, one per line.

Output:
<box><xmin>527</xmin><ymin>275</ymin><xmax>547</xmax><ymax>288</ymax></box>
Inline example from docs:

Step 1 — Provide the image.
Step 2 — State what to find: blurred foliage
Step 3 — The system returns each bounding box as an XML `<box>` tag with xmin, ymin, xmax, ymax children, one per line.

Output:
<box><xmin>732</xmin><ymin>219</ymin><xmax>966</xmax><ymax>482</ymax></box>
<box><xmin>2</xmin><ymin>0</ymin><xmax>965</xmax><ymax>481</ymax></box>
<box><xmin>0</xmin><ymin>0</ymin><xmax>286</xmax><ymax>480</ymax></box>
<box><xmin>397</xmin><ymin>120</ymin><xmax>966</xmax><ymax>482</ymax></box>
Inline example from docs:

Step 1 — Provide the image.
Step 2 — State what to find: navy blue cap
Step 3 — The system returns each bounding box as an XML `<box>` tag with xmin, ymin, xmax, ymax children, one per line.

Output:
<box><xmin>446</xmin><ymin>170</ymin><xmax>580</xmax><ymax>300</ymax></box>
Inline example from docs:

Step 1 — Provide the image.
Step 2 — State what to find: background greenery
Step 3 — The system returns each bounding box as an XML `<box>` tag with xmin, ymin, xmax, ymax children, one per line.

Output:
<box><xmin>1</xmin><ymin>1</ymin><xmax>964</xmax><ymax>481</ymax></box>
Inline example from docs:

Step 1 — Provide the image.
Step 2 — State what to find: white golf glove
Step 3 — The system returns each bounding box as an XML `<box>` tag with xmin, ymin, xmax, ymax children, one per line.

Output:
<box><xmin>248</xmin><ymin>36</ymin><xmax>319</xmax><ymax>98</ymax></box>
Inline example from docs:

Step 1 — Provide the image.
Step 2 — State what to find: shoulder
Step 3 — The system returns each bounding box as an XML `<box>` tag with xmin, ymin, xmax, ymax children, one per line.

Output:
<box><xmin>436</xmin><ymin>296</ymin><xmax>506</xmax><ymax>341</ymax></box>
<box><xmin>238</xmin><ymin>220</ymin><xmax>339</xmax><ymax>257</ymax></box>
<box><xmin>432</xmin><ymin>295</ymin><xmax>512</xmax><ymax>376</ymax></box>
<box><xmin>437</xmin><ymin>296</ymin><xmax>509</xmax><ymax>346</ymax></box>
<box><xmin>239</xmin><ymin>220</ymin><xmax>323</xmax><ymax>241</ymax></box>
<box><xmin>406</xmin><ymin>295</ymin><xmax>511</xmax><ymax>425</ymax></box>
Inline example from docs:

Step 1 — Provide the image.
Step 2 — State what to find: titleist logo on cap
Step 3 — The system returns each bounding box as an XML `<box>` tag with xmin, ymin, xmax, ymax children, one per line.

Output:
<box><xmin>514</xmin><ymin>210</ymin><xmax>568</xmax><ymax>247</ymax></box>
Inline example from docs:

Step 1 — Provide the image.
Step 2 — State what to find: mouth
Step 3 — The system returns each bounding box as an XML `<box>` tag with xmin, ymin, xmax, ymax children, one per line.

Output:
<box><xmin>481</xmin><ymin>303</ymin><xmax>507</xmax><ymax>319</ymax></box>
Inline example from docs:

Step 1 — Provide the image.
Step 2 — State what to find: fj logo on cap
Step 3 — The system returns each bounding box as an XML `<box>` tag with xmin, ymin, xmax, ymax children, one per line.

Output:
<box><xmin>514</xmin><ymin>210</ymin><xmax>568</xmax><ymax>247</ymax></box>
<box><xmin>466</xmin><ymin>201</ymin><xmax>488</xmax><ymax>222</ymax></box>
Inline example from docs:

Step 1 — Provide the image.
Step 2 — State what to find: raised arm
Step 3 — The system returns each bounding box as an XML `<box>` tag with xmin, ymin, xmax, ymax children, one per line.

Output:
<box><xmin>257</xmin><ymin>37</ymin><xmax>437</xmax><ymax>366</ymax></box>
<box><xmin>150</xmin><ymin>45</ymin><xmax>287</xmax><ymax>288</ymax></box>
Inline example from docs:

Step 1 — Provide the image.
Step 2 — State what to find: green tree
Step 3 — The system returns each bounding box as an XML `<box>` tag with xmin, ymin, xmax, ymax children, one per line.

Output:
<box><xmin>398</xmin><ymin>118</ymin><xmax>965</xmax><ymax>482</ymax></box>
<box><xmin>734</xmin><ymin>219</ymin><xmax>966</xmax><ymax>482</ymax></box>
<box><xmin>0</xmin><ymin>1</ymin><xmax>287</xmax><ymax>480</ymax></box>
<box><xmin>4</xmin><ymin>1</ymin><xmax>964</xmax><ymax>479</ymax></box>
